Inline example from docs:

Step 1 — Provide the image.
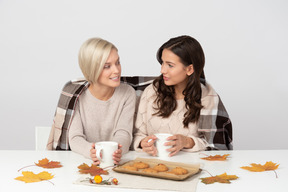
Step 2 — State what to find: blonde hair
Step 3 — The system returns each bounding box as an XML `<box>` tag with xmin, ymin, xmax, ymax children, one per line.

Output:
<box><xmin>78</xmin><ymin>37</ymin><xmax>117</xmax><ymax>84</ymax></box>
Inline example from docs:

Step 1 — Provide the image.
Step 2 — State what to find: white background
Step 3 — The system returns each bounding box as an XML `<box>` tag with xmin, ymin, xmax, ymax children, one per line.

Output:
<box><xmin>0</xmin><ymin>0</ymin><xmax>287</xmax><ymax>150</ymax></box>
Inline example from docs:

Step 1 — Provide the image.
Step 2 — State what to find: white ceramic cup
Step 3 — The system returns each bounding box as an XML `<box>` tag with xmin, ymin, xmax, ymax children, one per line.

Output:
<box><xmin>95</xmin><ymin>141</ymin><xmax>118</xmax><ymax>168</ymax></box>
<box><xmin>154</xmin><ymin>133</ymin><xmax>172</xmax><ymax>159</ymax></box>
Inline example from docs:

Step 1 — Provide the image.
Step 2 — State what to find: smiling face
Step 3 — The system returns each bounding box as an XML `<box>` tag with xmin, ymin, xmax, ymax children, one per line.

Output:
<box><xmin>96</xmin><ymin>48</ymin><xmax>121</xmax><ymax>88</ymax></box>
<box><xmin>160</xmin><ymin>49</ymin><xmax>193</xmax><ymax>91</ymax></box>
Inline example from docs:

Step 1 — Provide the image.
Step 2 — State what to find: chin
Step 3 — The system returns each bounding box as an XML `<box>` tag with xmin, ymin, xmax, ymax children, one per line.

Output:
<box><xmin>111</xmin><ymin>81</ymin><xmax>121</xmax><ymax>87</ymax></box>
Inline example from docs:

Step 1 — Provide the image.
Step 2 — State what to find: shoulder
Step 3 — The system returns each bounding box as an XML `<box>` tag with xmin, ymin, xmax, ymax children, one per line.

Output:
<box><xmin>115</xmin><ymin>83</ymin><xmax>137</xmax><ymax>99</ymax></box>
<box><xmin>201</xmin><ymin>81</ymin><xmax>219</xmax><ymax>110</ymax></box>
<box><xmin>140</xmin><ymin>84</ymin><xmax>157</xmax><ymax>102</ymax></box>
<box><xmin>143</xmin><ymin>83</ymin><xmax>156</xmax><ymax>95</ymax></box>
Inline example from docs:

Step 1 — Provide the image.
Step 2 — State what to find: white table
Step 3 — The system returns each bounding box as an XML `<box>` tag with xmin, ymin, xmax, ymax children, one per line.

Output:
<box><xmin>0</xmin><ymin>150</ymin><xmax>287</xmax><ymax>192</ymax></box>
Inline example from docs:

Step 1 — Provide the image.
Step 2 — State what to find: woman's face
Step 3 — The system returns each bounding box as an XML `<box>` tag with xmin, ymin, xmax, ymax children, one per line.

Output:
<box><xmin>160</xmin><ymin>49</ymin><xmax>193</xmax><ymax>88</ymax></box>
<box><xmin>97</xmin><ymin>48</ymin><xmax>121</xmax><ymax>88</ymax></box>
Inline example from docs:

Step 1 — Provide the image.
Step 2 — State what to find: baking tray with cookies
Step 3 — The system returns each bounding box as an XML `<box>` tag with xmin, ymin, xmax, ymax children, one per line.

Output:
<box><xmin>113</xmin><ymin>157</ymin><xmax>201</xmax><ymax>181</ymax></box>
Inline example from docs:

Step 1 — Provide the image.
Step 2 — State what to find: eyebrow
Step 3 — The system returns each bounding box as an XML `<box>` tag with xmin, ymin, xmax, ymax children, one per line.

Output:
<box><xmin>165</xmin><ymin>61</ymin><xmax>176</xmax><ymax>65</ymax></box>
<box><xmin>105</xmin><ymin>57</ymin><xmax>120</xmax><ymax>64</ymax></box>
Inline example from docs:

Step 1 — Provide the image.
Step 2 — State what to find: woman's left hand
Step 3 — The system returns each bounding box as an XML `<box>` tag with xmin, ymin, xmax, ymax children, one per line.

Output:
<box><xmin>113</xmin><ymin>144</ymin><xmax>122</xmax><ymax>165</ymax></box>
<box><xmin>165</xmin><ymin>134</ymin><xmax>195</xmax><ymax>156</ymax></box>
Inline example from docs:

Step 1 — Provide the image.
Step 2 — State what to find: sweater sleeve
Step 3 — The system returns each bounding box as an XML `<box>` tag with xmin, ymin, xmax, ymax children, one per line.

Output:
<box><xmin>111</xmin><ymin>86</ymin><xmax>136</xmax><ymax>154</ymax></box>
<box><xmin>132</xmin><ymin>87</ymin><xmax>150</xmax><ymax>151</ymax></box>
<box><xmin>68</xmin><ymin>104</ymin><xmax>92</xmax><ymax>159</ymax></box>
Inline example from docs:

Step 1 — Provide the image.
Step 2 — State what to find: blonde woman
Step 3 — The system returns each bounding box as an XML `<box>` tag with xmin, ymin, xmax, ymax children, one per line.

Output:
<box><xmin>47</xmin><ymin>38</ymin><xmax>136</xmax><ymax>166</ymax></box>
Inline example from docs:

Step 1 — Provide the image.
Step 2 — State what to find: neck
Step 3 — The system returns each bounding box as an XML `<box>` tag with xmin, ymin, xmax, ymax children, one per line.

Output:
<box><xmin>88</xmin><ymin>83</ymin><xmax>115</xmax><ymax>101</ymax></box>
<box><xmin>174</xmin><ymin>80</ymin><xmax>188</xmax><ymax>100</ymax></box>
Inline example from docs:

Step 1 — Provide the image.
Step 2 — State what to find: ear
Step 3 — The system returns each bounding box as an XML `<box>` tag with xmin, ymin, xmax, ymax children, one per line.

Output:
<box><xmin>186</xmin><ymin>64</ymin><xmax>194</xmax><ymax>76</ymax></box>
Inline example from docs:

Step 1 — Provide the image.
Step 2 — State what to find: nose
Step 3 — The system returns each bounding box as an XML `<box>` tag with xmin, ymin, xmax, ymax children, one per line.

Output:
<box><xmin>160</xmin><ymin>63</ymin><xmax>166</xmax><ymax>74</ymax></box>
<box><xmin>112</xmin><ymin>64</ymin><xmax>121</xmax><ymax>74</ymax></box>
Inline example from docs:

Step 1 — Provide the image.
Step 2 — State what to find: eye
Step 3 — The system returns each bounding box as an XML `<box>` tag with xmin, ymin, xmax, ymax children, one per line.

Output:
<box><xmin>104</xmin><ymin>64</ymin><xmax>110</xmax><ymax>69</ymax></box>
<box><xmin>116</xmin><ymin>60</ymin><xmax>121</xmax><ymax>65</ymax></box>
<box><xmin>168</xmin><ymin>64</ymin><xmax>173</xmax><ymax>68</ymax></box>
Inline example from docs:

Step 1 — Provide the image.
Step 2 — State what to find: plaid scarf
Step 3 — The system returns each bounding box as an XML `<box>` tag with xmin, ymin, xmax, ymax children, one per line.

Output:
<box><xmin>46</xmin><ymin>76</ymin><xmax>232</xmax><ymax>151</ymax></box>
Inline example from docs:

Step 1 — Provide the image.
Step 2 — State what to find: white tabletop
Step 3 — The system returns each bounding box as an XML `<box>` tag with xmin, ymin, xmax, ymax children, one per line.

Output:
<box><xmin>0</xmin><ymin>149</ymin><xmax>287</xmax><ymax>192</ymax></box>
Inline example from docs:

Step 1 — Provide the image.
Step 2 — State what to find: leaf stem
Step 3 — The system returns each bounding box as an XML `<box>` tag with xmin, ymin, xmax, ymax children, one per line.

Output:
<box><xmin>199</xmin><ymin>153</ymin><xmax>208</xmax><ymax>157</ymax></box>
<box><xmin>44</xmin><ymin>180</ymin><xmax>55</xmax><ymax>185</ymax></box>
<box><xmin>18</xmin><ymin>164</ymin><xmax>36</xmax><ymax>172</ymax></box>
<box><xmin>273</xmin><ymin>170</ymin><xmax>278</xmax><ymax>178</ymax></box>
<box><xmin>202</xmin><ymin>169</ymin><xmax>213</xmax><ymax>177</ymax></box>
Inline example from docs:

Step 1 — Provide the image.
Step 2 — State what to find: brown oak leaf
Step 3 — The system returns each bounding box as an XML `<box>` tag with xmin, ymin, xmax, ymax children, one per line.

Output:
<box><xmin>35</xmin><ymin>158</ymin><xmax>63</xmax><ymax>168</ymax></box>
<box><xmin>200</xmin><ymin>173</ymin><xmax>238</xmax><ymax>184</ymax></box>
<box><xmin>201</xmin><ymin>154</ymin><xmax>230</xmax><ymax>161</ymax></box>
<box><xmin>78</xmin><ymin>163</ymin><xmax>109</xmax><ymax>176</ymax></box>
<box><xmin>15</xmin><ymin>171</ymin><xmax>54</xmax><ymax>184</ymax></box>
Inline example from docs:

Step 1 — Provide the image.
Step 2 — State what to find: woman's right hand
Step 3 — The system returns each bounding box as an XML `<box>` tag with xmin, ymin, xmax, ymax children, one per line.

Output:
<box><xmin>90</xmin><ymin>143</ymin><xmax>100</xmax><ymax>165</ymax></box>
<box><xmin>140</xmin><ymin>135</ymin><xmax>158</xmax><ymax>156</ymax></box>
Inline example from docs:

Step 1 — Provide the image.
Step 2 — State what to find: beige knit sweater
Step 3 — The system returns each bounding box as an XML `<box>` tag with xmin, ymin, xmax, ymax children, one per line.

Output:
<box><xmin>69</xmin><ymin>83</ymin><xmax>136</xmax><ymax>159</ymax></box>
<box><xmin>133</xmin><ymin>83</ymin><xmax>213</xmax><ymax>152</ymax></box>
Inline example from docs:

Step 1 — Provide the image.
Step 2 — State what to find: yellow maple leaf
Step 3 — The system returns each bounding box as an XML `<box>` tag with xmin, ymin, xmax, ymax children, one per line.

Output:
<box><xmin>241</xmin><ymin>161</ymin><xmax>279</xmax><ymax>178</ymax></box>
<box><xmin>241</xmin><ymin>161</ymin><xmax>279</xmax><ymax>172</ymax></box>
<box><xmin>15</xmin><ymin>171</ymin><xmax>54</xmax><ymax>183</ymax></box>
<box><xmin>201</xmin><ymin>154</ymin><xmax>230</xmax><ymax>161</ymax></box>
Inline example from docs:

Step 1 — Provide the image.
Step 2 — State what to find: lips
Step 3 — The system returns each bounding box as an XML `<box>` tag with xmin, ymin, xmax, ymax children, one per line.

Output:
<box><xmin>110</xmin><ymin>76</ymin><xmax>120</xmax><ymax>81</ymax></box>
<box><xmin>163</xmin><ymin>76</ymin><xmax>169</xmax><ymax>81</ymax></box>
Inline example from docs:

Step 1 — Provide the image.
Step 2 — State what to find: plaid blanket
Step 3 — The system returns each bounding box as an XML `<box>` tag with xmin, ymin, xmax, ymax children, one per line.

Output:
<box><xmin>46</xmin><ymin>76</ymin><xmax>155</xmax><ymax>150</ymax></box>
<box><xmin>199</xmin><ymin>95</ymin><xmax>233</xmax><ymax>150</ymax></box>
<box><xmin>46</xmin><ymin>76</ymin><xmax>232</xmax><ymax>151</ymax></box>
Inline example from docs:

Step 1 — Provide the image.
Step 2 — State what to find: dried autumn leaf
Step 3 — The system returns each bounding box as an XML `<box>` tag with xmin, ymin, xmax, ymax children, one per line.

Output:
<box><xmin>241</xmin><ymin>161</ymin><xmax>279</xmax><ymax>178</ymax></box>
<box><xmin>78</xmin><ymin>163</ymin><xmax>109</xmax><ymax>176</ymax></box>
<box><xmin>15</xmin><ymin>171</ymin><xmax>54</xmax><ymax>184</ymax></box>
<box><xmin>201</xmin><ymin>154</ymin><xmax>230</xmax><ymax>161</ymax></box>
<box><xmin>200</xmin><ymin>172</ymin><xmax>238</xmax><ymax>184</ymax></box>
<box><xmin>18</xmin><ymin>158</ymin><xmax>63</xmax><ymax>172</ymax></box>
<box><xmin>241</xmin><ymin>161</ymin><xmax>279</xmax><ymax>172</ymax></box>
<box><xmin>35</xmin><ymin>158</ymin><xmax>63</xmax><ymax>168</ymax></box>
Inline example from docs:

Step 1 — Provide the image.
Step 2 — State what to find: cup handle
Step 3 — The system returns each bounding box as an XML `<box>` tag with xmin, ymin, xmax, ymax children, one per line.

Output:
<box><xmin>96</xmin><ymin>147</ymin><xmax>103</xmax><ymax>161</ymax></box>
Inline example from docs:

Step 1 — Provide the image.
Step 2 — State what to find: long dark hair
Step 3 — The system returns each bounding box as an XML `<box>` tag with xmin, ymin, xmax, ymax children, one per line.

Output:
<box><xmin>153</xmin><ymin>35</ymin><xmax>206</xmax><ymax>127</ymax></box>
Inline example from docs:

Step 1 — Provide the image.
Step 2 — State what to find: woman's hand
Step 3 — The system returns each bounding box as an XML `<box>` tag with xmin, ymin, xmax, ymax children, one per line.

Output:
<box><xmin>90</xmin><ymin>143</ymin><xmax>100</xmax><ymax>165</ymax></box>
<box><xmin>140</xmin><ymin>135</ymin><xmax>158</xmax><ymax>156</ymax></box>
<box><xmin>113</xmin><ymin>144</ymin><xmax>122</xmax><ymax>165</ymax></box>
<box><xmin>166</xmin><ymin>134</ymin><xmax>195</xmax><ymax>156</ymax></box>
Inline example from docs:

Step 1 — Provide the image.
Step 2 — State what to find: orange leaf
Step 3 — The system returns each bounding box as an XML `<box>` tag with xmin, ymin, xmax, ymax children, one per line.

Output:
<box><xmin>201</xmin><ymin>154</ymin><xmax>230</xmax><ymax>161</ymax></box>
<box><xmin>241</xmin><ymin>161</ymin><xmax>279</xmax><ymax>172</ymax></box>
<box><xmin>78</xmin><ymin>163</ymin><xmax>109</xmax><ymax>176</ymax></box>
<box><xmin>15</xmin><ymin>171</ymin><xmax>54</xmax><ymax>183</ymax></box>
<box><xmin>35</xmin><ymin>158</ymin><xmax>62</xmax><ymax>168</ymax></box>
<box><xmin>200</xmin><ymin>172</ymin><xmax>238</xmax><ymax>184</ymax></box>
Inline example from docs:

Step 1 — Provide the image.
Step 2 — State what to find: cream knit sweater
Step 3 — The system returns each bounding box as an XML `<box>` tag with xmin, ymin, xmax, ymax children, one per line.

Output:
<box><xmin>133</xmin><ymin>83</ymin><xmax>212</xmax><ymax>152</ymax></box>
<box><xmin>69</xmin><ymin>83</ymin><xmax>136</xmax><ymax>159</ymax></box>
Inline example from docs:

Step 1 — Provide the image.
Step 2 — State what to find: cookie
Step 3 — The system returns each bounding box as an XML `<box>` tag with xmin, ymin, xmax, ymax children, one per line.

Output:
<box><xmin>167</xmin><ymin>167</ymin><xmax>188</xmax><ymax>175</ymax></box>
<box><xmin>122</xmin><ymin>165</ymin><xmax>138</xmax><ymax>171</ymax></box>
<box><xmin>141</xmin><ymin>168</ymin><xmax>158</xmax><ymax>173</ymax></box>
<box><xmin>153</xmin><ymin>163</ymin><xmax>169</xmax><ymax>172</ymax></box>
<box><xmin>133</xmin><ymin>161</ymin><xmax>150</xmax><ymax>169</ymax></box>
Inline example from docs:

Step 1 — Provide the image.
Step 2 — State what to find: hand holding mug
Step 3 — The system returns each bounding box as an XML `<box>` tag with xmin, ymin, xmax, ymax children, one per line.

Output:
<box><xmin>165</xmin><ymin>134</ymin><xmax>195</xmax><ymax>156</ymax></box>
<box><xmin>112</xmin><ymin>144</ymin><xmax>122</xmax><ymax>165</ymax></box>
<box><xmin>140</xmin><ymin>135</ymin><xmax>158</xmax><ymax>156</ymax></box>
<box><xmin>90</xmin><ymin>143</ymin><xmax>100</xmax><ymax>165</ymax></box>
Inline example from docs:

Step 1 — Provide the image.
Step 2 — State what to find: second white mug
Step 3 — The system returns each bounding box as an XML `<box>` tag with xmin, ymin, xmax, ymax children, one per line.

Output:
<box><xmin>154</xmin><ymin>133</ymin><xmax>172</xmax><ymax>159</ymax></box>
<box><xmin>95</xmin><ymin>141</ymin><xmax>118</xmax><ymax>168</ymax></box>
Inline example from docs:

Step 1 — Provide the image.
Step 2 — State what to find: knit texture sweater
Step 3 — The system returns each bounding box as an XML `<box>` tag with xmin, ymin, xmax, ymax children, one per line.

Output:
<box><xmin>69</xmin><ymin>83</ymin><xmax>136</xmax><ymax>159</ymax></box>
<box><xmin>133</xmin><ymin>82</ymin><xmax>233</xmax><ymax>152</ymax></box>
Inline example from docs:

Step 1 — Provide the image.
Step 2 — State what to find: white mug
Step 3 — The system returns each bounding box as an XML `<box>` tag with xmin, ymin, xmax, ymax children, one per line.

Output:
<box><xmin>154</xmin><ymin>133</ymin><xmax>172</xmax><ymax>159</ymax></box>
<box><xmin>95</xmin><ymin>141</ymin><xmax>118</xmax><ymax>168</ymax></box>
